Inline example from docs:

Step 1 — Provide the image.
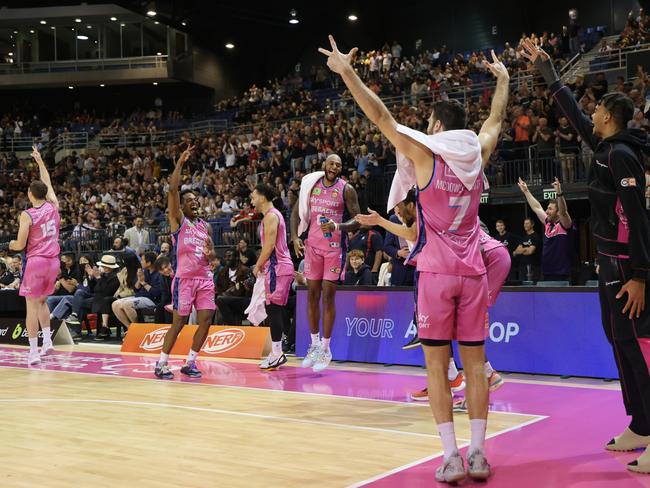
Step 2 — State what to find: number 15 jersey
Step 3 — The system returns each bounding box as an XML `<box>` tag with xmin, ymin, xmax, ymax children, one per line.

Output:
<box><xmin>25</xmin><ymin>201</ymin><xmax>60</xmax><ymax>259</ymax></box>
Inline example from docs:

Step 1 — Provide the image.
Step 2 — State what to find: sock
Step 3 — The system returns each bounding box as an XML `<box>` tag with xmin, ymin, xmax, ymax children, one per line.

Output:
<box><xmin>42</xmin><ymin>327</ymin><xmax>52</xmax><ymax>347</ymax></box>
<box><xmin>469</xmin><ymin>419</ymin><xmax>487</xmax><ymax>454</ymax></box>
<box><xmin>311</xmin><ymin>333</ymin><xmax>320</xmax><ymax>345</ymax></box>
<box><xmin>158</xmin><ymin>352</ymin><xmax>169</xmax><ymax>365</ymax></box>
<box><xmin>438</xmin><ymin>422</ymin><xmax>458</xmax><ymax>460</ymax></box>
<box><xmin>29</xmin><ymin>337</ymin><xmax>38</xmax><ymax>353</ymax></box>
<box><xmin>187</xmin><ymin>349</ymin><xmax>199</xmax><ymax>363</ymax></box>
<box><xmin>322</xmin><ymin>337</ymin><xmax>331</xmax><ymax>352</ymax></box>
<box><xmin>448</xmin><ymin>358</ymin><xmax>459</xmax><ymax>381</ymax></box>
<box><xmin>272</xmin><ymin>341</ymin><xmax>283</xmax><ymax>356</ymax></box>
<box><xmin>484</xmin><ymin>361</ymin><xmax>495</xmax><ymax>379</ymax></box>
<box><xmin>49</xmin><ymin>313</ymin><xmax>54</xmax><ymax>320</ymax></box>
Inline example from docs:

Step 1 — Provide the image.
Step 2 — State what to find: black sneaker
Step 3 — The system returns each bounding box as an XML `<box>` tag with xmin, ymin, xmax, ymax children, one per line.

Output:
<box><xmin>154</xmin><ymin>362</ymin><xmax>174</xmax><ymax>379</ymax></box>
<box><xmin>66</xmin><ymin>313</ymin><xmax>80</xmax><ymax>326</ymax></box>
<box><xmin>402</xmin><ymin>335</ymin><xmax>421</xmax><ymax>350</ymax></box>
<box><xmin>180</xmin><ymin>361</ymin><xmax>202</xmax><ymax>378</ymax></box>
<box><xmin>282</xmin><ymin>334</ymin><xmax>290</xmax><ymax>353</ymax></box>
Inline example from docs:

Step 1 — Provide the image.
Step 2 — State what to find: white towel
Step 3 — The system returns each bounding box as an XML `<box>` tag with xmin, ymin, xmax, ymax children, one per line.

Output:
<box><xmin>298</xmin><ymin>171</ymin><xmax>325</xmax><ymax>236</ymax></box>
<box><xmin>387</xmin><ymin>125</ymin><xmax>483</xmax><ymax>211</ymax></box>
<box><xmin>245</xmin><ymin>275</ymin><xmax>267</xmax><ymax>326</ymax></box>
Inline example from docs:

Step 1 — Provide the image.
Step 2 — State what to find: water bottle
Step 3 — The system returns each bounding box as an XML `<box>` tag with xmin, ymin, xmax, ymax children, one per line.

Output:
<box><xmin>319</xmin><ymin>214</ymin><xmax>332</xmax><ymax>238</ymax></box>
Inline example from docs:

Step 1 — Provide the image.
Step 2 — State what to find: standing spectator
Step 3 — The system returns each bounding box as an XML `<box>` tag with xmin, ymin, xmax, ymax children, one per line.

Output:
<box><xmin>592</xmin><ymin>73</ymin><xmax>609</xmax><ymax>100</ymax></box>
<box><xmin>382</xmin><ymin>196</ymin><xmax>416</xmax><ymax>287</ymax></box>
<box><xmin>123</xmin><ymin>216</ymin><xmax>150</xmax><ymax>255</ymax></box>
<box><xmin>513</xmin><ymin>106</ymin><xmax>531</xmax><ymax>159</ymax></box>
<box><xmin>518</xmin><ymin>178</ymin><xmax>573</xmax><ymax>281</ymax></box>
<box><xmin>513</xmin><ymin>217</ymin><xmax>542</xmax><ymax>282</ymax></box>
<box><xmin>348</xmin><ymin>226</ymin><xmax>384</xmax><ymax>283</ymax></box>
<box><xmin>568</xmin><ymin>9</ymin><xmax>581</xmax><ymax>55</ymax></box>
<box><xmin>344</xmin><ymin>249</ymin><xmax>373</xmax><ymax>285</ymax></box>
<box><xmin>494</xmin><ymin>219</ymin><xmax>520</xmax><ymax>267</ymax></box>
<box><xmin>237</xmin><ymin>238</ymin><xmax>257</xmax><ymax>267</ymax></box>
<box><xmin>556</xmin><ymin>116</ymin><xmax>579</xmax><ymax>183</ymax></box>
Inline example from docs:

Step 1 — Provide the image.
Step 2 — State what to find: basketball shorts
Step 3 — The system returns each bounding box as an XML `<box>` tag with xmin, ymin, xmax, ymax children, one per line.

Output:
<box><xmin>304</xmin><ymin>246</ymin><xmax>342</xmax><ymax>282</ymax></box>
<box><xmin>172</xmin><ymin>277</ymin><xmax>216</xmax><ymax>316</ymax></box>
<box><xmin>265</xmin><ymin>274</ymin><xmax>293</xmax><ymax>306</ymax></box>
<box><xmin>19</xmin><ymin>256</ymin><xmax>59</xmax><ymax>298</ymax></box>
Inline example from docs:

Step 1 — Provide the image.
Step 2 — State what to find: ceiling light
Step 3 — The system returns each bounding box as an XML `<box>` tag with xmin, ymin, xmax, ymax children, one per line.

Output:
<box><xmin>225</xmin><ymin>43</ymin><xmax>234</xmax><ymax>49</ymax></box>
<box><xmin>87</xmin><ymin>25</ymin><xmax>92</xmax><ymax>29</ymax></box>
<box><xmin>289</xmin><ymin>18</ymin><xmax>299</xmax><ymax>24</ymax></box>
<box><xmin>156</xmin><ymin>51</ymin><xmax>162</xmax><ymax>55</ymax></box>
<box><xmin>12</xmin><ymin>30</ymin><xmax>17</xmax><ymax>34</ymax></box>
<box><xmin>120</xmin><ymin>23</ymin><xmax>125</xmax><ymax>27</ymax></box>
<box><xmin>94</xmin><ymin>40</ymin><xmax>98</xmax><ymax>44</ymax></box>
<box><xmin>40</xmin><ymin>20</ymin><xmax>47</xmax><ymax>25</ymax></box>
<box><xmin>8</xmin><ymin>52</ymin><xmax>13</xmax><ymax>56</ymax></box>
<box><xmin>29</xmin><ymin>30</ymin><xmax>35</xmax><ymax>34</ymax></box>
<box><xmin>100</xmin><ymin>83</ymin><xmax>105</xmax><ymax>87</ymax></box>
<box><xmin>76</xmin><ymin>35</ymin><xmax>89</xmax><ymax>40</ymax></box>
<box><xmin>147</xmin><ymin>10</ymin><xmax>157</xmax><ymax>17</ymax></box>
<box><xmin>289</xmin><ymin>8</ymin><xmax>299</xmax><ymax>24</ymax></box>
<box><xmin>153</xmin><ymin>82</ymin><xmax>158</xmax><ymax>85</ymax></box>
<box><xmin>110</xmin><ymin>17</ymin><xmax>117</xmax><ymax>21</ymax></box>
<box><xmin>348</xmin><ymin>14</ymin><xmax>358</xmax><ymax>21</ymax></box>
<box><xmin>75</xmin><ymin>18</ymin><xmax>82</xmax><ymax>23</ymax></box>
<box><xmin>181</xmin><ymin>21</ymin><xmax>187</xmax><ymax>26</ymax></box>
<box><xmin>154</xmin><ymin>21</ymin><xmax>159</xmax><ymax>25</ymax></box>
<box><xmin>51</xmin><ymin>26</ymin><xmax>56</xmax><ymax>30</ymax></box>
<box><xmin>68</xmin><ymin>86</ymin><xmax>74</xmax><ymax>89</ymax></box>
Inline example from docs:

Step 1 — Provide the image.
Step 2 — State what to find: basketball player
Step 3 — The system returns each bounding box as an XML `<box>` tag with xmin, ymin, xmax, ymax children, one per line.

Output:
<box><xmin>8</xmin><ymin>146</ymin><xmax>60</xmax><ymax>365</ymax></box>
<box><xmin>251</xmin><ymin>184</ymin><xmax>294</xmax><ymax>370</ymax></box>
<box><xmin>321</xmin><ymin>36</ymin><xmax>509</xmax><ymax>481</ymax></box>
<box><xmin>290</xmin><ymin>155</ymin><xmax>360</xmax><ymax>372</ymax></box>
<box><xmin>155</xmin><ymin>145</ymin><xmax>216</xmax><ymax>379</ymax></box>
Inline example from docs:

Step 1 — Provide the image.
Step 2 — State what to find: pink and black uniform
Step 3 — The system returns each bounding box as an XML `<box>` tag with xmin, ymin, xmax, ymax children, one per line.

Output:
<box><xmin>261</xmin><ymin>207</ymin><xmax>294</xmax><ymax>305</ymax></box>
<box><xmin>20</xmin><ymin>201</ymin><xmax>61</xmax><ymax>298</ymax></box>
<box><xmin>304</xmin><ymin>177</ymin><xmax>347</xmax><ymax>282</ymax></box>
<box><xmin>409</xmin><ymin>154</ymin><xmax>487</xmax><ymax>343</ymax></box>
<box><xmin>541</xmin><ymin>217</ymin><xmax>573</xmax><ymax>279</ymax></box>
<box><xmin>171</xmin><ymin>217</ymin><xmax>216</xmax><ymax>316</ymax></box>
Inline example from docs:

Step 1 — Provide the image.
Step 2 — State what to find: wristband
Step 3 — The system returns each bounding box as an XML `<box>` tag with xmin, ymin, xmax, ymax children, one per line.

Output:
<box><xmin>334</xmin><ymin>222</ymin><xmax>339</xmax><ymax>231</ymax></box>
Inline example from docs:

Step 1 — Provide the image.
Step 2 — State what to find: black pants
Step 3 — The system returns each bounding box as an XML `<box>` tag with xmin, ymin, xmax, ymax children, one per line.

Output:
<box><xmin>598</xmin><ymin>255</ymin><xmax>650</xmax><ymax>435</ymax></box>
<box><xmin>216</xmin><ymin>296</ymin><xmax>250</xmax><ymax>325</ymax></box>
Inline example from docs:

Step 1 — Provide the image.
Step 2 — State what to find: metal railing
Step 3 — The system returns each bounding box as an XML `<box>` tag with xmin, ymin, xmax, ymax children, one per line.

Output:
<box><xmin>0</xmin><ymin>131</ymin><xmax>88</xmax><ymax>153</ymax></box>
<box><xmin>0</xmin><ymin>55</ymin><xmax>168</xmax><ymax>75</ymax></box>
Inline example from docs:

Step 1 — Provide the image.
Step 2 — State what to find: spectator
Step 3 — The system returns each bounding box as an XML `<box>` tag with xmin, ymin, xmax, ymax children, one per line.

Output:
<box><xmin>159</xmin><ymin>241</ymin><xmax>171</xmax><ymax>258</ymax></box>
<box><xmin>556</xmin><ymin>116</ymin><xmax>579</xmax><ymax>183</ymax></box>
<box><xmin>344</xmin><ymin>249</ymin><xmax>374</xmax><ymax>285</ymax></box>
<box><xmin>349</xmin><ymin>226</ymin><xmax>384</xmax><ymax>282</ymax></box>
<box><xmin>513</xmin><ymin>217</ymin><xmax>541</xmax><ymax>282</ymax></box>
<box><xmin>155</xmin><ymin>256</ymin><xmax>173</xmax><ymax>324</ymax></box>
<box><xmin>123</xmin><ymin>216</ymin><xmax>150</xmax><ymax>255</ymax></box>
<box><xmin>494</xmin><ymin>220</ymin><xmax>520</xmax><ymax>278</ymax></box>
<box><xmin>0</xmin><ymin>255</ymin><xmax>21</xmax><ymax>290</ymax></box>
<box><xmin>215</xmin><ymin>249</ymin><xmax>253</xmax><ymax>325</ymax></box>
<box><xmin>0</xmin><ymin>261</ymin><xmax>16</xmax><ymax>289</ymax></box>
<box><xmin>46</xmin><ymin>253</ymin><xmax>81</xmax><ymax>314</ymax></box>
<box><xmin>592</xmin><ymin>73</ymin><xmax>609</xmax><ymax>100</ymax></box>
<box><xmin>91</xmin><ymin>255</ymin><xmax>121</xmax><ymax>340</ymax></box>
<box><xmin>60</xmin><ymin>258</ymin><xmax>100</xmax><ymax>338</ymax></box>
<box><xmin>112</xmin><ymin>252</ymin><xmax>162</xmax><ymax>329</ymax></box>
<box><xmin>382</xmin><ymin>196</ymin><xmax>416</xmax><ymax>287</ymax></box>
<box><xmin>237</xmin><ymin>239</ymin><xmax>257</xmax><ymax>268</ymax></box>
<box><xmin>512</xmin><ymin>106</ymin><xmax>531</xmax><ymax>158</ymax></box>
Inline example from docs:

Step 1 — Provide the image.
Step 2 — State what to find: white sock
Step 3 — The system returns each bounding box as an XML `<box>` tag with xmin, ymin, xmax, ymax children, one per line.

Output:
<box><xmin>158</xmin><ymin>352</ymin><xmax>169</xmax><ymax>365</ymax></box>
<box><xmin>271</xmin><ymin>341</ymin><xmax>282</xmax><ymax>356</ymax></box>
<box><xmin>42</xmin><ymin>327</ymin><xmax>52</xmax><ymax>347</ymax></box>
<box><xmin>311</xmin><ymin>333</ymin><xmax>320</xmax><ymax>345</ymax></box>
<box><xmin>187</xmin><ymin>349</ymin><xmax>199</xmax><ymax>362</ymax></box>
<box><xmin>438</xmin><ymin>422</ymin><xmax>458</xmax><ymax>460</ymax></box>
<box><xmin>49</xmin><ymin>313</ymin><xmax>54</xmax><ymax>320</ymax></box>
<box><xmin>322</xmin><ymin>337</ymin><xmax>331</xmax><ymax>352</ymax></box>
<box><xmin>448</xmin><ymin>358</ymin><xmax>459</xmax><ymax>381</ymax></box>
<box><xmin>469</xmin><ymin>419</ymin><xmax>487</xmax><ymax>454</ymax></box>
<box><xmin>29</xmin><ymin>337</ymin><xmax>38</xmax><ymax>353</ymax></box>
<box><xmin>484</xmin><ymin>361</ymin><xmax>495</xmax><ymax>379</ymax></box>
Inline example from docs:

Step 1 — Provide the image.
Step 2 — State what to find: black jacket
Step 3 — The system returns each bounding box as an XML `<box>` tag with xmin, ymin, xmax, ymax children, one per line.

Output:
<box><xmin>538</xmin><ymin>58</ymin><xmax>650</xmax><ymax>279</ymax></box>
<box><xmin>344</xmin><ymin>264</ymin><xmax>374</xmax><ymax>286</ymax></box>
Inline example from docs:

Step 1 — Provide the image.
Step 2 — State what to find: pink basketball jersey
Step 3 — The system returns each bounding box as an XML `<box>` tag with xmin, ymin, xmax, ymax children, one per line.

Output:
<box><xmin>479</xmin><ymin>229</ymin><xmax>505</xmax><ymax>253</ymax></box>
<box><xmin>260</xmin><ymin>207</ymin><xmax>294</xmax><ymax>276</ymax></box>
<box><xmin>411</xmin><ymin>155</ymin><xmax>485</xmax><ymax>276</ymax></box>
<box><xmin>25</xmin><ymin>202</ymin><xmax>61</xmax><ymax>259</ymax></box>
<box><xmin>171</xmin><ymin>218</ymin><xmax>213</xmax><ymax>280</ymax></box>
<box><xmin>306</xmin><ymin>177</ymin><xmax>347</xmax><ymax>251</ymax></box>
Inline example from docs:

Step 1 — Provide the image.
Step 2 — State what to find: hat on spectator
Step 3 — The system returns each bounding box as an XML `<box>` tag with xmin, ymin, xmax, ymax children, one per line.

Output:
<box><xmin>97</xmin><ymin>255</ymin><xmax>120</xmax><ymax>269</ymax></box>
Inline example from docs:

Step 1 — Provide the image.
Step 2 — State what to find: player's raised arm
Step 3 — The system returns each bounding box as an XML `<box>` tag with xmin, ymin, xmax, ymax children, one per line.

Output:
<box><xmin>478</xmin><ymin>51</ymin><xmax>510</xmax><ymax>167</ymax></box>
<box><xmin>319</xmin><ymin>35</ymin><xmax>431</xmax><ymax>168</ymax></box>
<box><xmin>168</xmin><ymin>145</ymin><xmax>194</xmax><ymax>233</ymax></box>
<box><xmin>31</xmin><ymin>145</ymin><xmax>58</xmax><ymax>209</ymax></box>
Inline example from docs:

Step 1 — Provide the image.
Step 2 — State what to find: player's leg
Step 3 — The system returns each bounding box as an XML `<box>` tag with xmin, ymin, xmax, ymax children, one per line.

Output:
<box><xmin>313</xmin><ymin>280</ymin><xmax>336</xmax><ymax>372</ymax></box>
<box><xmin>37</xmin><ymin>296</ymin><xmax>54</xmax><ymax>355</ymax></box>
<box><xmin>303</xmin><ymin>279</ymin><xmax>323</xmax><ymax>368</ymax></box>
<box><xmin>260</xmin><ymin>274</ymin><xmax>292</xmax><ymax>370</ymax></box>
<box><xmin>156</xmin><ymin>277</ymin><xmax>189</xmax><ymax>379</ymax></box>
<box><xmin>25</xmin><ymin>297</ymin><xmax>41</xmax><ymax>365</ymax></box>
<box><xmin>182</xmin><ymin>279</ymin><xmax>217</xmax><ymax>378</ymax></box>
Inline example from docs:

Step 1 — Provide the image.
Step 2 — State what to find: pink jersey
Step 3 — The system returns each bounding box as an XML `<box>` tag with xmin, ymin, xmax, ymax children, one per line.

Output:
<box><xmin>479</xmin><ymin>229</ymin><xmax>505</xmax><ymax>253</ymax></box>
<box><xmin>171</xmin><ymin>217</ymin><xmax>213</xmax><ymax>280</ymax></box>
<box><xmin>25</xmin><ymin>202</ymin><xmax>60</xmax><ymax>259</ymax></box>
<box><xmin>411</xmin><ymin>155</ymin><xmax>485</xmax><ymax>276</ymax></box>
<box><xmin>261</xmin><ymin>207</ymin><xmax>294</xmax><ymax>276</ymax></box>
<box><xmin>306</xmin><ymin>177</ymin><xmax>347</xmax><ymax>251</ymax></box>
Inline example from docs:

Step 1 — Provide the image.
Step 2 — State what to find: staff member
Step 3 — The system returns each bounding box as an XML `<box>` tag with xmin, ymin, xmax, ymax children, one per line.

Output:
<box><xmin>523</xmin><ymin>40</ymin><xmax>650</xmax><ymax>474</ymax></box>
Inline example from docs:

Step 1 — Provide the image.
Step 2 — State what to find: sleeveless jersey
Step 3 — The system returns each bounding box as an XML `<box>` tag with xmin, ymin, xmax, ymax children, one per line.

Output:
<box><xmin>25</xmin><ymin>202</ymin><xmax>60</xmax><ymax>259</ymax></box>
<box><xmin>306</xmin><ymin>177</ymin><xmax>347</xmax><ymax>251</ymax></box>
<box><xmin>410</xmin><ymin>155</ymin><xmax>485</xmax><ymax>276</ymax></box>
<box><xmin>260</xmin><ymin>207</ymin><xmax>294</xmax><ymax>276</ymax></box>
<box><xmin>171</xmin><ymin>217</ymin><xmax>213</xmax><ymax>280</ymax></box>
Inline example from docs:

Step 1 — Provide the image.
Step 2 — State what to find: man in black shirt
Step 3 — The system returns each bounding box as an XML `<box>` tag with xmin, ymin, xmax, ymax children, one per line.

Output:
<box><xmin>495</xmin><ymin>220</ymin><xmax>519</xmax><ymax>280</ymax></box>
<box><xmin>512</xmin><ymin>218</ymin><xmax>541</xmax><ymax>282</ymax></box>
<box><xmin>524</xmin><ymin>39</ymin><xmax>650</xmax><ymax>473</ymax></box>
<box><xmin>556</xmin><ymin>116</ymin><xmax>579</xmax><ymax>183</ymax></box>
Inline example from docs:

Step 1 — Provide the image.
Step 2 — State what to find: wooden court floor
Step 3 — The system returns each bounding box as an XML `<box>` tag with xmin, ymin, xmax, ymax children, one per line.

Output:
<box><xmin>0</xmin><ymin>345</ymin><xmax>543</xmax><ymax>488</ymax></box>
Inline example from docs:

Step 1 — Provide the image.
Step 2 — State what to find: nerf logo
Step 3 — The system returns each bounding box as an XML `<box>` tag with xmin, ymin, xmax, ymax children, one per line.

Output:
<box><xmin>139</xmin><ymin>326</ymin><xmax>171</xmax><ymax>351</ymax></box>
<box><xmin>201</xmin><ymin>328</ymin><xmax>245</xmax><ymax>354</ymax></box>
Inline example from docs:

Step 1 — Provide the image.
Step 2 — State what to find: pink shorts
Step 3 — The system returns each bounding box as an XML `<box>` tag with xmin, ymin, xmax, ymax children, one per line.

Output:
<box><xmin>265</xmin><ymin>274</ymin><xmax>293</xmax><ymax>306</ymax></box>
<box><xmin>304</xmin><ymin>246</ymin><xmax>343</xmax><ymax>282</ymax></box>
<box><xmin>19</xmin><ymin>256</ymin><xmax>59</xmax><ymax>298</ymax></box>
<box><xmin>484</xmin><ymin>245</ymin><xmax>510</xmax><ymax>307</ymax></box>
<box><xmin>171</xmin><ymin>277</ymin><xmax>216</xmax><ymax>316</ymax></box>
<box><xmin>416</xmin><ymin>271</ymin><xmax>488</xmax><ymax>342</ymax></box>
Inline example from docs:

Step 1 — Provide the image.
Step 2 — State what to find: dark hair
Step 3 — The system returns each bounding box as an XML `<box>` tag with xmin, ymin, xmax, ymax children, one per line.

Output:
<box><xmin>29</xmin><ymin>181</ymin><xmax>48</xmax><ymax>200</ymax></box>
<box><xmin>143</xmin><ymin>252</ymin><xmax>157</xmax><ymax>266</ymax></box>
<box><xmin>548</xmin><ymin>199</ymin><xmax>558</xmax><ymax>207</ymax></box>
<box><xmin>272</xmin><ymin>197</ymin><xmax>285</xmax><ymax>213</ymax></box>
<box><xmin>496</xmin><ymin>219</ymin><xmax>505</xmax><ymax>225</ymax></box>
<box><xmin>154</xmin><ymin>256</ymin><xmax>170</xmax><ymax>271</ymax></box>
<box><xmin>122</xmin><ymin>236</ymin><xmax>130</xmax><ymax>246</ymax></box>
<box><xmin>524</xmin><ymin>217</ymin><xmax>535</xmax><ymax>225</ymax></box>
<box><xmin>431</xmin><ymin>100</ymin><xmax>466</xmax><ymax>130</ymax></box>
<box><xmin>122</xmin><ymin>252</ymin><xmax>141</xmax><ymax>287</ymax></box>
<box><xmin>403</xmin><ymin>188</ymin><xmax>417</xmax><ymax>205</ymax></box>
<box><xmin>600</xmin><ymin>92</ymin><xmax>634</xmax><ymax>129</ymax></box>
<box><xmin>180</xmin><ymin>189</ymin><xmax>195</xmax><ymax>202</ymax></box>
<box><xmin>255</xmin><ymin>183</ymin><xmax>276</xmax><ymax>202</ymax></box>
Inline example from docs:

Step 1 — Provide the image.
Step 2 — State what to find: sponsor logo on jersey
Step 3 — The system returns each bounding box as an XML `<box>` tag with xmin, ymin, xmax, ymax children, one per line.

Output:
<box><xmin>329</xmin><ymin>267</ymin><xmax>341</xmax><ymax>275</ymax></box>
<box><xmin>312</xmin><ymin>188</ymin><xmax>322</xmax><ymax>196</ymax></box>
<box><xmin>331</xmin><ymin>190</ymin><xmax>339</xmax><ymax>199</ymax></box>
<box><xmin>620</xmin><ymin>177</ymin><xmax>637</xmax><ymax>187</ymax></box>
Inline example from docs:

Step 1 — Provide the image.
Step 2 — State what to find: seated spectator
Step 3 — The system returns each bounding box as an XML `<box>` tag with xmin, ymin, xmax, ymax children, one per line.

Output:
<box><xmin>215</xmin><ymin>249</ymin><xmax>253</xmax><ymax>325</ymax></box>
<box><xmin>59</xmin><ymin>258</ymin><xmax>100</xmax><ymax>338</ymax></box>
<box><xmin>0</xmin><ymin>255</ymin><xmax>21</xmax><ymax>290</ymax></box>
<box><xmin>46</xmin><ymin>253</ymin><xmax>81</xmax><ymax>313</ymax></box>
<box><xmin>154</xmin><ymin>256</ymin><xmax>173</xmax><ymax>324</ymax></box>
<box><xmin>344</xmin><ymin>249</ymin><xmax>374</xmax><ymax>286</ymax></box>
<box><xmin>237</xmin><ymin>238</ymin><xmax>257</xmax><ymax>268</ymax></box>
<box><xmin>112</xmin><ymin>252</ymin><xmax>161</xmax><ymax>329</ymax></box>
<box><xmin>91</xmin><ymin>255</ymin><xmax>121</xmax><ymax>340</ymax></box>
<box><xmin>348</xmin><ymin>226</ymin><xmax>384</xmax><ymax>283</ymax></box>
<box><xmin>377</xmin><ymin>261</ymin><xmax>393</xmax><ymax>286</ymax></box>
<box><xmin>158</xmin><ymin>241</ymin><xmax>171</xmax><ymax>258</ymax></box>
<box><xmin>0</xmin><ymin>261</ymin><xmax>17</xmax><ymax>289</ymax></box>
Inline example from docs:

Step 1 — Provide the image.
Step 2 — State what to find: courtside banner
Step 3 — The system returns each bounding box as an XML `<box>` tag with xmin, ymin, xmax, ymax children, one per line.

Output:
<box><xmin>0</xmin><ymin>318</ymin><xmax>63</xmax><ymax>346</ymax></box>
<box><xmin>121</xmin><ymin>324</ymin><xmax>270</xmax><ymax>359</ymax></box>
<box><xmin>296</xmin><ymin>287</ymin><xmax>619</xmax><ymax>378</ymax></box>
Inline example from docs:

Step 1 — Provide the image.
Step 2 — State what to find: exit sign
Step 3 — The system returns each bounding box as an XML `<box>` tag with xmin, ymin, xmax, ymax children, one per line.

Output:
<box><xmin>480</xmin><ymin>192</ymin><xmax>489</xmax><ymax>204</ymax></box>
<box><xmin>543</xmin><ymin>189</ymin><xmax>557</xmax><ymax>200</ymax></box>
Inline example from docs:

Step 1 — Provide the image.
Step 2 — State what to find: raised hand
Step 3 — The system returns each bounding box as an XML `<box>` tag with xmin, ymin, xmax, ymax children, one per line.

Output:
<box><xmin>31</xmin><ymin>145</ymin><xmax>44</xmax><ymax>164</ymax></box>
<box><xmin>318</xmin><ymin>35</ymin><xmax>358</xmax><ymax>75</ymax></box>
<box><xmin>517</xmin><ymin>177</ymin><xmax>530</xmax><ymax>193</ymax></box>
<box><xmin>520</xmin><ymin>38</ymin><xmax>551</xmax><ymax>64</ymax></box>
<box><xmin>483</xmin><ymin>50</ymin><xmax>509</xmax><ymax>81</ymax></box>
<box><xmin>355</xmin><ymin>208</ymin><xmax>382</xmax><ymax>226</ymax></box>
<box><xmin>552</xmin><ymin>177</ymin><xmax>562</xmax><ymax>194</ymax></box>
<box><xmin>177</xmin><ymin>145</ymin><xmax>195</xmax><ymax>166</ymax></box>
